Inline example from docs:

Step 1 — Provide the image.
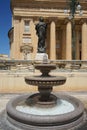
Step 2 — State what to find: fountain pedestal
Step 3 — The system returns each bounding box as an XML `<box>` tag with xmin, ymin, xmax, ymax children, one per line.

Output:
<box><xmin>35</xmin><ymin>53</ymin><xmax>48</xmax><ymax>61</ymax></box>
<box><xmin>25</xmin><ymin>64</ymin><xmax>66</xmax><ymax>106</ymax></box>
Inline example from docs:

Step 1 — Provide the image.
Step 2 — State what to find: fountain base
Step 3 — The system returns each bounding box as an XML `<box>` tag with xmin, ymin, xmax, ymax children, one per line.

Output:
<box><xmin>3</xmin><ymin>93</ymin><xmax>86</xmax><ymax>130</ymax></box>
<box><xmin>25</xmin><ymin>93</ymin><xmax>57</xmax><ymax>107</ymax></box>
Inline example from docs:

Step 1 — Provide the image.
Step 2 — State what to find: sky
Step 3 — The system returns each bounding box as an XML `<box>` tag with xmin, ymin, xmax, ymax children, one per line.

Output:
<box><xmin>0</xmin><ymin>0</ymin><xmax>11</xmax><ymax>56</ymax></box>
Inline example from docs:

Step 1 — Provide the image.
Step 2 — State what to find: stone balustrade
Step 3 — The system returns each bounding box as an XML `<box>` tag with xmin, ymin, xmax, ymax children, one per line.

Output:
<box><xmin>0</xmin><ymin>59</ymin><xmax>87</xmax><ymax>92</ymax></box>
<box><xmin>0</xmin><ymin>59</ymin><xmax>87</xmax><ymax>71</ymax></box>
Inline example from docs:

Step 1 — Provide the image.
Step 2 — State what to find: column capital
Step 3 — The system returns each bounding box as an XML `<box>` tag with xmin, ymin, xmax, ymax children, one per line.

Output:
<box><xmin>31</xmin><ymin>16</ymin><xmax>43</xmax><ymax>21</ymax></box>
<box><xmin>48</xmin><ymin>17</ymin><xmax>58</xmax><ymax>23</ymax></box>
<box><xmin>64</xmin><ymin>18</ymin><xmax>72</xmax><ymax>24</ymax></box>
<box><xmin>14</xmin><ymin>18</ymin><xmax>20</xmax><ymax>24</ymax></box>
<box><xmin>79</xmin><ymin>18</ymin><xmax>87</xmax><ymax>24</ymax></box>
<box><xmin>50</xmin><ymin>19</ymin><xmax>56</xmax><ymax>60</ymax></box>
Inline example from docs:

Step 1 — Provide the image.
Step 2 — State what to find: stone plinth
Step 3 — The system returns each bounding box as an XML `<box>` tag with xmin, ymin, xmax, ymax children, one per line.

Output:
<box><xmin>35</xmin><ymin>53</ymin><xmax>48</xmax><ymax>61</ymax></box>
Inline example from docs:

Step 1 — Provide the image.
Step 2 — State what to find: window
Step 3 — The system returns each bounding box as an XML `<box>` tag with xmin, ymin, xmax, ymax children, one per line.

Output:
<box><xmin>23</xmin><ymin>37</ymin><xmax>31</xmax><ymax>43</ymax></box>
<box><xmin>24</xmin><ymin>21</ymin><xmax>30</xmax><ymax>33</ymax></box>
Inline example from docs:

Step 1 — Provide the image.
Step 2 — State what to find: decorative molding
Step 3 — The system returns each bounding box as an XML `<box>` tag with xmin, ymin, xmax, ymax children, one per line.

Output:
<box><xmin>63</xmin><ymin>18</ymin><xmax>72</xmax><ymax>24</ymax></box>
<box><xmin>20</xmin><ymin>44</ymin><xmax>33</xmax><ymax>53</ymax></box>
<box><xmin>79</xmin><ymin>18</ymin><xmax>87</xmax><ymax>24</ymax></box>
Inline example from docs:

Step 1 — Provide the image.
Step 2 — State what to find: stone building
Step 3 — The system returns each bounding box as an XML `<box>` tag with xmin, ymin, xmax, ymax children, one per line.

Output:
<box><xmin>8</xmin><ymin>0</ymin><xmax>87</xmax><ymax>60</ymax></box>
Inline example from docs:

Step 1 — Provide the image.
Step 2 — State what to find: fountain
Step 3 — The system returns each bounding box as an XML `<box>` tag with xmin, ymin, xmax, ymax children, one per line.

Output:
<box><xmin>0</xmin><ymin>18</ymin><xmax>86</xmax><ymax>130</ymax></box>
<box><xmin>4</xmin><ymin>62</ymin><xmax>86</xmax><ymax>130</ymax></box>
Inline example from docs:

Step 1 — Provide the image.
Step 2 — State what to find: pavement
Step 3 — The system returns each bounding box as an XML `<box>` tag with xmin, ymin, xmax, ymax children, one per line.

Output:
<box><xmin>0</xmin><ymin>94</ymin><xmax>20</xmax><ymax>113</ymax></box>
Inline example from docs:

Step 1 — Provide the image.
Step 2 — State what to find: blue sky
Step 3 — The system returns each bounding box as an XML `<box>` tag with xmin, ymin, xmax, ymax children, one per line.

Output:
<box><xmin>0</xmin><ymin>0</ymin><xmax>11</xmax><ymax>56</ymax></box>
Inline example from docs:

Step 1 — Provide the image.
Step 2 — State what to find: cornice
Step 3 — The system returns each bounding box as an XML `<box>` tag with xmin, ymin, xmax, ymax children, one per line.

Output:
<box><xmin>11</xmin><ymin>0</ymin><xmax>87</xmax><ymax>8</ymax></box>
<box><xmin>10</xmin><ymin>0</ymin><xmax>87</xmax><ymax>15</ymax></box>
<box><xmin>10</xmin><ymin>0</ymin><xmax>69</xmax><ymax>12</ymax></box>
<box><xmin>13</xmin><ymin>9</ymin><xmax>65</xmax><ymax>19</ymax></box>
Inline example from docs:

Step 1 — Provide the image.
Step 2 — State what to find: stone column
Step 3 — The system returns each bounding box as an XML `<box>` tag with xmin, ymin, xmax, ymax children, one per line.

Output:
<box><xmin>30</xmin><ymin>19</ymin><xmax>38</xmax><ymax>60</ymax></box>
<box><xmin>50</xmin><ymin>21</ymin><xmax>56</xmax><ymax>60</ymax></box>
<box><xmin>66</xmin><ymin>21</ymin><xmax>72</xmax><ymax>60</ymax></box>
<box><xmin>76</xmin><ymin>28</ymin><xmax>80</xmax><ymax>60</ymax></box>
<box><xmin>82</xmin><ymin>21</ymin><xmax>87</xmax><ymax>60</ymax></box>
<box><xmin>81</xmin><ymin>20</ymin><xmax>87</xmax><ymax>69</ymax></box>
<box><xmin>65</xmin><ymin>21</ymin><xmax>72</xmax><ymax>69</ymax></box>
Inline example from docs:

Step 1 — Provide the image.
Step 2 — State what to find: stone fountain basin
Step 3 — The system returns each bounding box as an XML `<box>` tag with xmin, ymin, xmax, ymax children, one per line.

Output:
<box><xmin>6</xmin><ymin>93</ymin><xmax>85</xmax><ymax>129</ymax></box>
<box><xmin>25</xmin><ymin>76</ymin><xmax>66</xmax><ymax>86</ymax></box>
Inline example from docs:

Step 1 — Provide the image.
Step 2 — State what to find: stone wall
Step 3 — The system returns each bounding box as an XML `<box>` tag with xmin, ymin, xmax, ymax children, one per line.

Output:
<box><xmin>0</xmin><ymin>70</ymin><xmax>87</xmax><ymax>93</ymax></box>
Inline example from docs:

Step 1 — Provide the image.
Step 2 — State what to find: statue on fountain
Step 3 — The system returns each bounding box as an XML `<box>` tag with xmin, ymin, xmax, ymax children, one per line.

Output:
<box><xmin>35</xmin><ymin>17</ymin><xmax>47</xmax><ymax>53</ymax></box>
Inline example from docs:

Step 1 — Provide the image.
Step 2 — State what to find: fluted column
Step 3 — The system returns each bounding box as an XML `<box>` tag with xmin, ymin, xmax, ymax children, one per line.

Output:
<box><xmin>82</xmin><ymin>21</ymin><xmax>87</xmax><ymax>60</ymax></box>
<box><xmin>50</xmin><ymin>21</ymin><xmax>56</xmax><ymax>60</ymax></box>
<box><xmin>66</xmin><ymin>21</ymin><xmax>72</xmax><ymax>60</ymax></box>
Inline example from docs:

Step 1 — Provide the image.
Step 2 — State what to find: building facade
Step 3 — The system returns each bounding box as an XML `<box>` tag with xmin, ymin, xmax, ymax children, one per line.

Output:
<box><xmin>9</xmin><ymin>0</ymin><xmax>87</xmax><ymax>60</ymax></box>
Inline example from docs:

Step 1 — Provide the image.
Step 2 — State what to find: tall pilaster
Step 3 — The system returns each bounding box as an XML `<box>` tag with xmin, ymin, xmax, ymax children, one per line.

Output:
<box><xmin>82</xmin><ymin>20</ymin><xmax>87</xmax><ymax>60</ymax></box>
<box><xmin>30</xmin><ymin>20</ymin><xmax>38</xmax><ymax>59</ymax></box>
<box><xmin>13</xmin><ymin>18</ymin><xmax>20</xmax><ymax>59</ymax></box>
<box><xmin>66</xmin><ymin>21</ymin><xmax>72</xmax><ymax>60</ymax></box>
<box><xmin>10</xmin><ymin>29</ymin><xmax>14</xmax><ymax>59</ymax></box>
<box><xmin>50</xmin><ymin>21</ymin><xmax>56</xmax><ymax>60</ymax></box>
